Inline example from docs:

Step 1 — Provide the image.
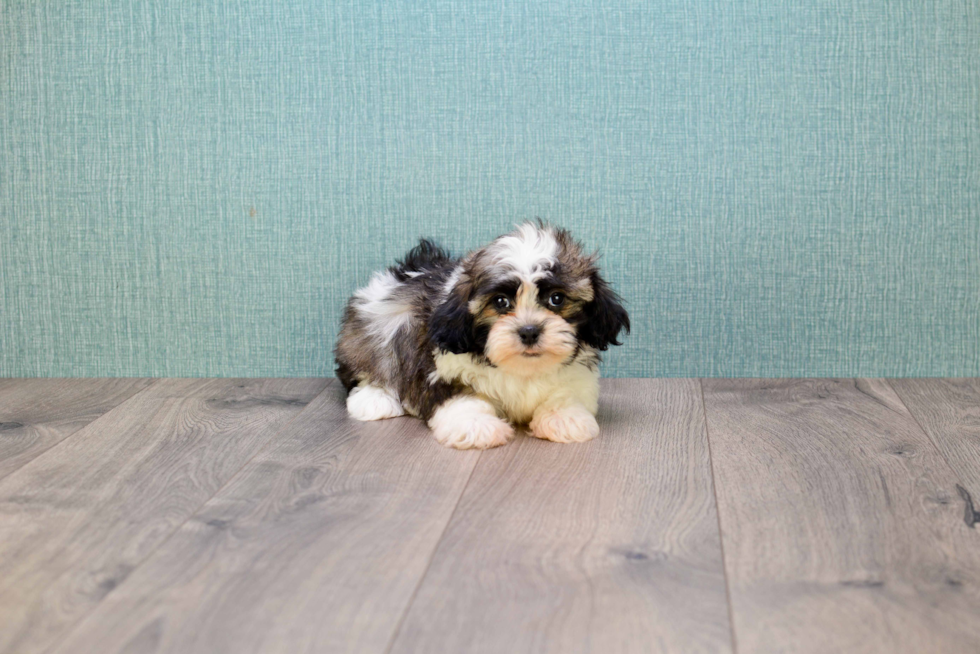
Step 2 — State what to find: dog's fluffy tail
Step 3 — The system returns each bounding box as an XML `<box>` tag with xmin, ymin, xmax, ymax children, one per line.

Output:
<box><xmin>395</xmin><ymin>238</ymin><xmax>454</xmax><ymax>274</ymax></box>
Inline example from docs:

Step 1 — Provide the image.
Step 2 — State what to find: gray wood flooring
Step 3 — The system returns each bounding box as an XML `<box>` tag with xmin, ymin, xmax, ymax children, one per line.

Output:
<box><xmin>0</xmin><ymin>378</ymin><xmax>978</xmax><ymax>654</ymax></box>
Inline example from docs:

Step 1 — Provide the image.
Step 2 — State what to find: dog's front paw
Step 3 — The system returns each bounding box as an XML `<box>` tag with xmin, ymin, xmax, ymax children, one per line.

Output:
<box><xmin>530</xmin><ymin>404</ymin><xmax>599</xmax><ymax>444</ymax></box>
<box><xmin>428</xmin><ymin>396</ymin><xmax>515</xmax><ymax>450</ymax></box>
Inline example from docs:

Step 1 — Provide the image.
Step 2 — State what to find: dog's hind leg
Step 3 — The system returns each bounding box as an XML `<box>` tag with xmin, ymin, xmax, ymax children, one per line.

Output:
<box><xmin>346</xmin><ymin>383</ymin><xmax>405</xmax><ymax>421</ymax></box>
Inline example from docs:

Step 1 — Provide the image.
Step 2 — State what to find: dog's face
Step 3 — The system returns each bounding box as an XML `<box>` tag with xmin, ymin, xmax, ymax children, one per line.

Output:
<box><xmin>429</xmin><ymin>223</ymin><xmax>629</xmax><ymax>376</ymax></box>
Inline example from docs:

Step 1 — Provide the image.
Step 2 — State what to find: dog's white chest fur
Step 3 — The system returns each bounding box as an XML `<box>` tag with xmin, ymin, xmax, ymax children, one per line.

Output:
<box><xmin>432</xmin><ymin>351</ymin><xmax>599</xmax><ymax>424</ymax></box>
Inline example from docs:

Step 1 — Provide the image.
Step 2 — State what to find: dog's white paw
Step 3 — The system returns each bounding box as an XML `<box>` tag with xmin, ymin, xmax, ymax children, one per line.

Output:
<box><xmin>347</xmin><ymin>384</ymin><xmax>405</xmax><ymax>421</ymax></box>
<box><xmin>530</xmin><ymin>404</ymin><xmax>599</xmax><ymax>444</ymax></box>
<box><xmin>428</xmin><ymin>396</ymin><xmax>514</xmax><ymax>450</ymax></box>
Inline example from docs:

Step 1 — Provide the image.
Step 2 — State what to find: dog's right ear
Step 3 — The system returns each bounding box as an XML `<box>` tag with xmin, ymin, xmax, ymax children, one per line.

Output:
<box><xmin>580</xmin><ymin>272</ymin><xmax>630</xmax><ymax>351</ymax></box>
<box><xmin>428</xmin><ymin>278</ymin><xmax>475</xmax><ymax>355</ymax></box>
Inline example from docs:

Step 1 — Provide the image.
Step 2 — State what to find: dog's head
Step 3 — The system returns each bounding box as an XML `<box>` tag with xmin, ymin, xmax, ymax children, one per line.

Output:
<box><xmin>428</xmin><ymin>223</ymin><xmax>629</xmax><ymax>376</ymax></box>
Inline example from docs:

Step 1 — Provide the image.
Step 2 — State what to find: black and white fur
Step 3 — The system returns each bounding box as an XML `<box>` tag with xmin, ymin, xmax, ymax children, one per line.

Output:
<box><xmin>335</xmin><ymin>223</ymin><xmax>629</xmax><ymax>449</ymax></box>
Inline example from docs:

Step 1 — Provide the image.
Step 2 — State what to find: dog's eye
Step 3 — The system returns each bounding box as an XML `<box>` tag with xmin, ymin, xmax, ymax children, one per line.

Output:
<box><xmin>493</xmin><ymin>295</ymin><xmax>511</xmax><ymax>311</ymax></box>
<box><xmin>548</xmin><ymin>292</ymin><xmax>565</xmax><ymax>308</ymax></box>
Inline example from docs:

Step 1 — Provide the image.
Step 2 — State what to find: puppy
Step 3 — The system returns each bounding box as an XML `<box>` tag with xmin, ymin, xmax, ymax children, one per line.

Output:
<box><xmin>335</xmin><ymin>222</ymin><xmax>629</xmax><ymax>449</ymax></box>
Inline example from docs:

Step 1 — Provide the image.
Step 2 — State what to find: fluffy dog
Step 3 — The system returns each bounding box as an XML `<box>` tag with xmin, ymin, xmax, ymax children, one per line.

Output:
<box><xmin>335</xmin><ymin>222</ymin><xmax>629</xmax><ymax>449</ymax></box>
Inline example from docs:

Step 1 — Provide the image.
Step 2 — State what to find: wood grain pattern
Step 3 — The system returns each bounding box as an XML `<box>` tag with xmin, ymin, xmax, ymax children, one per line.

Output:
<box><xmin>702</xmin><ymin>378</ymin><xmax>980</xmax><ymax>653</ymax></box>
<box><xmin>49</xmin><ymin>383</ymin><xmax>481</xmax><ymax>654</ymax></box>
<box><xmin>6</xmin><ymin>377</ymin><xmax>980</xmax><ymax>654</ymax></box>
<box><xmin>388</xmin><ymin>378</ymin><xmax>733</xmax><ymax>654</ymax></box>
<box><xmin>889</xmin><ymin>379</ymin><xmax>980</xmax><ymax>500</ymax></box>
<box><xmin>0</xmin><ymin>378</ymin><xmax>154</xmax><ymax>479</ymax></box>
<box><xmin>0</xmin><ymin>378</ymin><xmax>328</xmax><ymax>654</ymax></box>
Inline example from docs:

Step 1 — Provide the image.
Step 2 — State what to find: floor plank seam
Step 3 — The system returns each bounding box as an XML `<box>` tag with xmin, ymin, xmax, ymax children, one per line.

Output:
<box><xmin>41</xmin><ymin>378</ymin><xmax>336</xmax><ymax>654</ymax></box>
<box><xmin>885</xmin><ymin>378</ymin><xmax>979</xmax><ymax>506</ymax></box>
<box><xmin>382</xmin><ymin>449</ymin><xmax>484</xmax><ymax>654</ymax></box>
<box><xmin>698</xmin><ymin>378</ymin><xmax>740</xmax><ymax>654</ymax></box>
<box><xmin>0</xmin><ymin>378</ymin><xmax>162</xmax><ymax>484</ymax></box>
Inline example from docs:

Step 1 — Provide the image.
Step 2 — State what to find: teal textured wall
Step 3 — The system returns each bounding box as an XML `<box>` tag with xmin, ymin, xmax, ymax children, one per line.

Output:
<box><xmin>2</xmin><ymin>1</ymin><xmax>979</xmax><ymax>378</ymax></box>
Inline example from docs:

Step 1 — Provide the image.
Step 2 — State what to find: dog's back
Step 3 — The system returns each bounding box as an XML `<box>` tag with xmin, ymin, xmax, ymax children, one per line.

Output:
<box><xmin>335</xmin><ymin>239</ymin><xmax>459</xmax><ymax>402</ymax></box>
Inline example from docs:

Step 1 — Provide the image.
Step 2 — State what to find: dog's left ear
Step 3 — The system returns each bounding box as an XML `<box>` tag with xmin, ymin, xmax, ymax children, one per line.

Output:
<box><xmin>428</xmin><ymin>278</ymin><xmax>476</xmax><ymax>354</ymax></box>
<box><xmin>580</xmin><ymin>273</ymin><xmax>630</xmax><ymax>351</ymax></box>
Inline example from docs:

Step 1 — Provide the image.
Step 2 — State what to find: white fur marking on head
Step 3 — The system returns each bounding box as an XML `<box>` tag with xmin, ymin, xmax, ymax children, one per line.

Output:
<box><xmin>489</xmin><ymin>223</ymin><xmax>558</xmax><ymax>281</ymax></box>
<box><xmin>353</xmin><ymin>270</ymin><xmax>414</xmax><ymax>345</ymax></box>
<box><xmin>441</xmin><ymin>265</ymin><xmax>463</xmax><ymax>298</ymax></box>
<box><xmin>347</xmin><ymin>384</ymin><xmax>405</xmax><ymax>421</ymax></box>
<box><xmin>428</xmin><ymin>395</ymin><xmax>514</xmax><ymax>449</ymax></box>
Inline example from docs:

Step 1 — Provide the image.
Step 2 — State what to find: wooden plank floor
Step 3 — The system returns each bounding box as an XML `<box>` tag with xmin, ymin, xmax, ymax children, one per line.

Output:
<box><xmin>0</xmin><ymin>378</ymin><xmax>977</xmax><ymax>654</ymax></box>
<box><xmin>702</xmin><ymin>379</ymin><xmax>980</xmax><ymax>653</ymax></box>
<box><xmin>389</xmin><ymin>379</ymin><xmax>732</xmax><ymax>654</ymax></box>
<box><xmin>0</xmin><ymin>378</ymin><xmax>153</xmax><ymax>481</ymax></box>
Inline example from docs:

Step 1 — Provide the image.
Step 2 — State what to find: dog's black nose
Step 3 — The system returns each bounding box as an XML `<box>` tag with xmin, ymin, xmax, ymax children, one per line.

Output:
<box><xmin>518</xmin><ymin>324</ymin><xmax>541</xmax><ymax>346</ymax></box>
